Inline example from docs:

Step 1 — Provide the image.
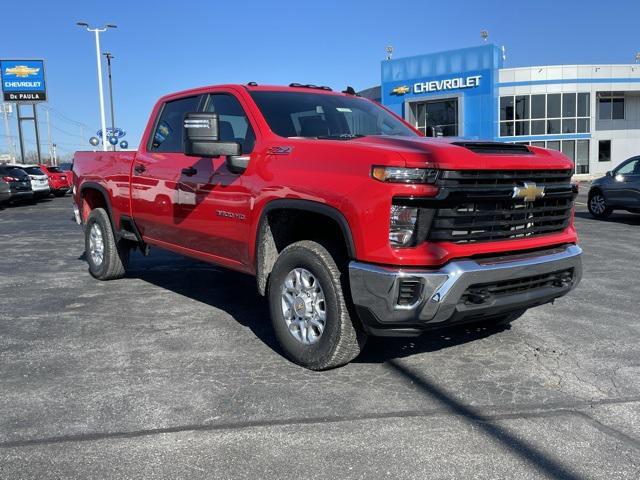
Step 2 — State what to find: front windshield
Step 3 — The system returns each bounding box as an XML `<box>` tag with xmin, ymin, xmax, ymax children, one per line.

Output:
<box><xmin>250</xmin><ymin>91</ymin><xmax>418</xmax><ymax>139</ymax></box>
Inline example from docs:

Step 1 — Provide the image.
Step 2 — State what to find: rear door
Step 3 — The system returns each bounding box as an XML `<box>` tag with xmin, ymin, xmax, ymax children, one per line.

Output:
<box><xmin>130</xmin><ymin>94</ymin><xmax>205</xmax><ymax>244</ymax></box>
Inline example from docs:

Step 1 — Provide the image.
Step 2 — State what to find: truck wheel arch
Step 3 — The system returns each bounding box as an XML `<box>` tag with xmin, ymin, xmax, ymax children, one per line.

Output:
<box><xmin>255</xmin><ymin>199</ymin><xmax>356</xmax><ymax>296</ymax></box>
<box><xmin>79</xmin><ymin>183</ymin><xmax>117</xmax><ymax>233</ymax></box>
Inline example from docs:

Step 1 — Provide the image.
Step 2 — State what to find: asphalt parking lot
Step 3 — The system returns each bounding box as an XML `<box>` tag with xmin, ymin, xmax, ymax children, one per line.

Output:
<box><xmin>1</xmin><ymin>190</ymin><xmax>639</xmax><ymax>479</ymax></box>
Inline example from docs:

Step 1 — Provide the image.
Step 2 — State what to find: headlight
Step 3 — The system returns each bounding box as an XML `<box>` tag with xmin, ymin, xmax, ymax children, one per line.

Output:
<box><xmin>389</xmin><ymin>205</ymin><xmax>418</xmax><ymax>247</ymax></box>
<box><xmin>372</xmin><ymin>166</ymin><xmax>437</xmax><ymax>184</ymax></box>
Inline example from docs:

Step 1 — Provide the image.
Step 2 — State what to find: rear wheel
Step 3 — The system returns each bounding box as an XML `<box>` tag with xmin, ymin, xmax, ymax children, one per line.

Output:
<box><xmin>268</xmin><ymin>240</ymin><xmax>366</xmax><ymax>370</ymax></box>
<box><xmin>588</xmin><ymin>191</ymin><xmax>612</xmax><ymax>219</ymax></box>
<box><xmin>84</xmin><ymin>207</ymin><xmax>130</xmax><ymax>280</ymax></box>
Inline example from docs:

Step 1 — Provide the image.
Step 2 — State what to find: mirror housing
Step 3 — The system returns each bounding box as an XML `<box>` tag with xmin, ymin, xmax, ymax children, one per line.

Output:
<box><xmin>605</xmin><ymin>170</ymin><xmax>612</xmax><ymax>177</ymax></box>
<box><xmin>183</xmin><ymin>112</ymin><xmax>240</xmax><ymax>158</ymax></box>
<box><xmin>425</xmin><ymin>126</ymin><xmax>436</xmax><ymax>137</ymax></box>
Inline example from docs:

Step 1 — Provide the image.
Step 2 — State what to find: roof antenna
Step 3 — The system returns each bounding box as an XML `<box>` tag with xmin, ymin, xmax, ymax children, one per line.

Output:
<box><xmin>342</xmin><ymin>86</ymin><xmax>357</xmax><ymax>95</ymax></box>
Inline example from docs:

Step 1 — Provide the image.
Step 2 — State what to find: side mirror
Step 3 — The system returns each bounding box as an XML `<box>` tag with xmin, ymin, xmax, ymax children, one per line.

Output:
<box><xmin>425</xmin><ymin>126</ymin><xmax>436</xmax><ymax>137</ymax></box>
<box><xmin>605</xmin><ymin>170</ymin><xmax>611</xmax><ymax>177</ymax></box>
<box><xmin>183</xmin><ymin>112</ymin><xmax>240</xmax><ymax>158</ymax></box>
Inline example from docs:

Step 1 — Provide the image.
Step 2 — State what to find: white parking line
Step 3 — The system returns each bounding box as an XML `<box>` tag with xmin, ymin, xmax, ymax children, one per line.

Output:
<box><xmin>575</xmin><ymin>202</ymin><xmax>587</xmax><ymax>206</ymax></box>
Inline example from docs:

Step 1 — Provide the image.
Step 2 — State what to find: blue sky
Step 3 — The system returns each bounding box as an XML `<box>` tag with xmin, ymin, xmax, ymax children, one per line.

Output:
<box><xmin>2</xmin><ymin>0</ymin><xmax>639</xmax><ymax>157</ymax></box>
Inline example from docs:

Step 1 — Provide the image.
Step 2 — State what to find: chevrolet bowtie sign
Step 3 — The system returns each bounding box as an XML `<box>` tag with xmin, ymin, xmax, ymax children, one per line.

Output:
<box><xmin>0</xmin><ymin>59</ymin><xmax>47</xmax><ymax>102</ymax></box>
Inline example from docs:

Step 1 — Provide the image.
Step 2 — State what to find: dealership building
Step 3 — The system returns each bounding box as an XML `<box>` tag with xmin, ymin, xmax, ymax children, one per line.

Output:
<box><xmin>361</xmin><ymin>44</ymin><xmax>640</xmax><ymax>176</ymax></box>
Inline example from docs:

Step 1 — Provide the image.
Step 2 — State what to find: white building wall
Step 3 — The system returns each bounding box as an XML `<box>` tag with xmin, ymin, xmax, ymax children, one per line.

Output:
<box><xmin>498</xmin><ymin>64</ymin><xmax>640</xmax><ymax>177</ymax></box>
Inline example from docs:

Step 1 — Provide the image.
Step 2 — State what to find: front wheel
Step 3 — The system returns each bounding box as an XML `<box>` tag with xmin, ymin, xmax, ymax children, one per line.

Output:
<box><xmin>84</xmin><ymin>207</ymin><xmax>130</xmax><ymax>280</ymax></box>
<box><xmin>588</xmin><ymin>191</ymin><xmax>612</xmax><ymax>219</ymax></box>
<box><xmin>268</xmin><ymin>240</ymin><xmax>366</xmax><ymax>370</ymax></box>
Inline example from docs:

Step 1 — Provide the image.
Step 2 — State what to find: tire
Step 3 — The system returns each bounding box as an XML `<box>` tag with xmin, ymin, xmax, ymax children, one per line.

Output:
<box><xmin>84</xmin><ymin>207</ymin><xmax>130</xmax><ymax>280</ymax></box>
<box><xmin>268</xmin><ymin>240</ymin><xmax>366</xmax><ymax>370</ymax></box>
<box><xmin>588</xmin><ymin>190</ymin><xmax>612</xmax><ymax>219</ymax></box>
<box><xmin>54</xmin><ymin>191</ymin><xmax>66</xmax><ymax>197</ymax></box>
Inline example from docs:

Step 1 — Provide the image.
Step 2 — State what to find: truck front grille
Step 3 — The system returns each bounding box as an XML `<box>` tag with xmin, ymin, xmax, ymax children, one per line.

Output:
<box><xmin>406</xmin><ymin>169</ymin><xmax>575</xmax><ymax>245</ymax></box>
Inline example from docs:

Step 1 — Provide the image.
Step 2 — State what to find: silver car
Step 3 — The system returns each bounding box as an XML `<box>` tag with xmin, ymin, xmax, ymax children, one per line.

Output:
<box><xmin>7</xmin><ymin>164</ymin><xmax>50</xmax><ymax>199</ymax></box>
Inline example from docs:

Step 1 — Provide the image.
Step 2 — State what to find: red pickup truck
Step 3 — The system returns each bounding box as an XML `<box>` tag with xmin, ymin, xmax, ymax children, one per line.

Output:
<box><xmin>72</xmin><ymin>83</ymin><xmax>582</xmax><ymax>370</ymax></box>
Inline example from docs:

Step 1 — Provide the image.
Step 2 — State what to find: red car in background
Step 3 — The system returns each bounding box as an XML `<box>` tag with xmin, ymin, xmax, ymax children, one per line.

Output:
<box><xmin>39</xmin><ymin>164</ymin><xmax>71</xmax><ymax>197</ymax></box>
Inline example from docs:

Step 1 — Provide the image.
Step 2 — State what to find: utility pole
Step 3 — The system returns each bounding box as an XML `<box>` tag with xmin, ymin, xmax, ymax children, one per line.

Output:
<box><xmin>45</xmin><ymin>107</ymin><xmax>53</xmax><ymax>164</ymax></box>
<box><xmin>52</xmin><ymin>143</ymin><xmax>57</xmax><ymax>165</ymax></box>
<box><xmin>102</xmin><ymin>52</ymin><xmax>116</xmax><ymax>151</ymax></box>
<box><xmin>76</xmin><ymin>22</ymin><xmax>117</xmax><ymax>151</ymax></box>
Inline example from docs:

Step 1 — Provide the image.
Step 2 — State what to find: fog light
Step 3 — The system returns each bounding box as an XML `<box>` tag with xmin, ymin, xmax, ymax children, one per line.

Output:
<box><xmin>390</xmin><ymin>205</ymin><xmax>417</xmax><ymax>247</ymax></box>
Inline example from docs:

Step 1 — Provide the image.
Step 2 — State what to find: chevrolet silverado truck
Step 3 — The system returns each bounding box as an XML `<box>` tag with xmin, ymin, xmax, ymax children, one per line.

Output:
<box><xmin>72</xmin><ymin>83</ymin><xmax>582</xmax><ymax>370</ymax></box>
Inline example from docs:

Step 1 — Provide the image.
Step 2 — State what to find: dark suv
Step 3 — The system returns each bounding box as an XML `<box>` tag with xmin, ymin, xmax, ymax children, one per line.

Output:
<box><xmin>0</xmin><ymin>165</ymin><xmax>34</xmax><ymax>203</ymax></box>
<box><xmin>588</xmin><ymin>156</ymin><xmax>640</xmax><ymax>218</ymax></box>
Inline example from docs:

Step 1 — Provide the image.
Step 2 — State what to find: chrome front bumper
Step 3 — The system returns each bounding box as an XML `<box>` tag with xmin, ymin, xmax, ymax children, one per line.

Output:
<box><xmin>349</xmin><ymin>244</ymin><xmax>582</xmax><ymax>334</ymax></box>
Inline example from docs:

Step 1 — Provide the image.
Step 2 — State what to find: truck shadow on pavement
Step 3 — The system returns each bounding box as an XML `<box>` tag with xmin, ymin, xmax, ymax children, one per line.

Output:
<box><xmin>124</xmin><ymin>249</ymin><xmax>512</xmax><ymax>364</ymax></box>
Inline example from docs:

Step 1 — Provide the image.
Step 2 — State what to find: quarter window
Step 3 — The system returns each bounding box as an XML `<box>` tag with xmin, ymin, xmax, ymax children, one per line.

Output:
<box><xmin>150</xmin><ymin>95</ymin><xmax>202</xmax><ymax>152</ymax></box>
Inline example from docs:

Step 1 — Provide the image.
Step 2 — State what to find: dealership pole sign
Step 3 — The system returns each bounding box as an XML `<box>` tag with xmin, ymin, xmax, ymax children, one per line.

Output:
<box><xmin>0</xmin><ymin>59</ymin><xmax>47</xmax><ymax>102</ymax></box>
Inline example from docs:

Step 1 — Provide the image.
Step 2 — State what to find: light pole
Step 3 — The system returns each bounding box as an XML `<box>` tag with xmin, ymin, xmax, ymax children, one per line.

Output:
<box><xmin>76</xmin><ymin>22</ymin><xmax>117</xmax><ymax>151</ymax></box>
<box><xmin>102</xmin><ymin>52</ymin><xmax>116</xmax><ymax>151</ymax></box>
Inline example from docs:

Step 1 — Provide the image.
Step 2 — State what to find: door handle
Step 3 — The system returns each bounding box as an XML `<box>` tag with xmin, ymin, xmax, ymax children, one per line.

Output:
<box><xmin>181</xmin><ymin>166</ymin><xmax>198</xmax><ymax>176</ymax></box>
<box><xmin>134</xmin><ymin>163</ymin><xmax>146</xmax><ymax>174</ymax></box>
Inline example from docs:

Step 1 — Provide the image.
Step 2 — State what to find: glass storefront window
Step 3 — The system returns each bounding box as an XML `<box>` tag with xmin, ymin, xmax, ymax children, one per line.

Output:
<box><xmin>577</xmin><ymin>93</ymin><xmax>589</xmax><ymax>117</ymax></box>
<box><xmin>531</xmin><ymin>95</ymin><xmax>545</xmax><ymax>118</ymax></box>
<box><xmin>500</xmin><ymin>97</ymin><xmax>514</xmax><ymax>121</ymax></box>
<box><xmin>411</xmin><ymin>98</ymin><xmax>459</xmax><ymax>136</ymax></box>
<box><xmin>562</xmin><ymin>93</ymin><xmax>576</xmax><ymax>117</ymax></box>
<box><xmin>576</xmin><ymin>140</ymin><xmax>589</xmax><ymax>174</ymax></box>
<box><xmin>561</xmin><ymin>139</ymin><xmax>575</xmax><ymax>162</ymax></box>
<box><xmin>547</xmin><ymin>94</ymin><xmax>561</xmax><ymax>118</ymax></box>
<box><xmin>515</xmin><ymin>96</ymin><xmax>529</xmax><ymax>120</ymax></box>
<box><xmin>547</xmin><ymin>119</ymin><xmax>561</xmax><ymax>134</ymax></box>
<box><xmin>546</xmin><ymin>140</ymin><xmax>561</xmax><ymax>151</ymax></box>
<box><xmin>531</xmin><ymin>120</ymin><xmax>545</xmax><ymax>135</ymax></box>
<box><xmin>562</xmin><ymin>118</ymin><xmax>576</xmax><ymax>134</ymax></box>
<box><xmin>499</xmin><ymin>93</ymin><xmax>590</xmax><ymax>138</ymax></box>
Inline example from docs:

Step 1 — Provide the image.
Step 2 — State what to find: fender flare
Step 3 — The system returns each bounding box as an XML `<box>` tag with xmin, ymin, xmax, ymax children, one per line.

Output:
<box><xmin>257</xmin><ymin>199</ymin><xmax>356</xmax><ymax>258</ymax></box>
<box><xmin>79</xmin><ymin>182</ymin><xmax>118</xmax><ymax>234</ymax></box>
<box><xmin>254</xmin><ymin>199</ymin><xmax>357</xmax><ymax>296</ymax></box>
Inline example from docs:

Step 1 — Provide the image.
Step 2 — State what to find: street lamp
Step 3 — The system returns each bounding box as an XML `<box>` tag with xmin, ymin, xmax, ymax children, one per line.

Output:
<box><xmin>635</xmin><ymin>52</ymin><xmax>640</xmax><ymax>64</ymax></box>
<box><xmin>102</xmin><ymin>52</ymin><xmax>116</xmax><ymax>151</ymax></box>
<box><xmin>76</xmin><ymin>22</ymin><xmax>117</xmax><ymax>151</ymax></box>
<box><xmin>480</xmin><ymin>30</ymin><xmax>489</xmax><ymax>43</ymax></box>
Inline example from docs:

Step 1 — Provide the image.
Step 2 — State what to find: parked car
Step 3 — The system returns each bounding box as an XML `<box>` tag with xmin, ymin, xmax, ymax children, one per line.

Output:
<box><xmin>0</xmin><ymin>177</ymin><xmax>10</xmax><ymax>204</ymax></box>
<box><xmin>7</xmin><ymin>164</ymin><xmax>50</xmax><ymax>198</ymax></box>
<box><xmin>588</xmin><ymin>156</ymin><xmax>640</xmax><ymax>218</ymax></box>
<box><xmin>72</xmin><ymin>83</ymin><xmax>582</xmax><ymax>370</ymax></box>
<box><xmin>0</xmin><ymin>165</ymin><xmax>34</xmax><ymax>203</ymax></box>
<box><xmin>39</xmin><ymin>164</ymin><xmax>71</xmax><ymax>196</ymax></box>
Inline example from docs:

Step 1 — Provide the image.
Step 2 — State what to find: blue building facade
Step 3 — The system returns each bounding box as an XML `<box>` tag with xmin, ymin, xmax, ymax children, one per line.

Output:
<box><xmin>381</xmin><ymin>45</ymin><xmax>503</xmax><ymax>140</ymax></box>
<box><xmin>373</xmin><ymin>44</ymin><xmax>640</xmax><ymax>175</ymax></box>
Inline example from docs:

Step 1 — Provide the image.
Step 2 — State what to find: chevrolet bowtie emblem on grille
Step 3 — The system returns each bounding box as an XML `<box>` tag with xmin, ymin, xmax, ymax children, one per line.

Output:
<box><xmin>512</xmin><ymin>182</ymin><xmax>545</xmax><ymax>202</ymax></box>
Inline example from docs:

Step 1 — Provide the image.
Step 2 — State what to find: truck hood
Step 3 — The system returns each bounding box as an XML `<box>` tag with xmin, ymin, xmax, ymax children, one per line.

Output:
<box><xmin>345</xmin><ymin>135</ymin><xmax>574</xmax><ymax>171</ymax></box>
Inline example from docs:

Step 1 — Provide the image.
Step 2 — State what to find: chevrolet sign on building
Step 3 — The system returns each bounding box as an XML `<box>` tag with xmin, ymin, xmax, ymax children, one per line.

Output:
<box><xmin>0</xmin><ymin>59</ymin><xmax>47</xmax><ymax>102</ymax></box>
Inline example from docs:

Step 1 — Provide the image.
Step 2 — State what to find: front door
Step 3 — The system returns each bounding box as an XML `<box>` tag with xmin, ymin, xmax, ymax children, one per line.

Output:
<box><xmin>607</xmin><ymin>157</ymin><xmax>640</xmax><ymax>207</ymax></box>
<box><xmin>172</xmin><ymin>92</ymin><xmax>257</xmax><ymax>266</ymax></box>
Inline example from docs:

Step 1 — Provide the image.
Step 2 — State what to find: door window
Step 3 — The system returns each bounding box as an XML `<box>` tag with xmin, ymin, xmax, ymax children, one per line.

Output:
<box><xmin>205</xmin><ymin>94</ymin><xmax>256</xmax><ymax>154</ymax></box>
<box><xmin>616</xmin><ymin>159</ymin><xmax>639</xmax><ymax>176</ymax></box>
<box><xmin>150</xmin><ymin>95</ymin><xmax>203</xmax><ymax>152</ymax></box>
